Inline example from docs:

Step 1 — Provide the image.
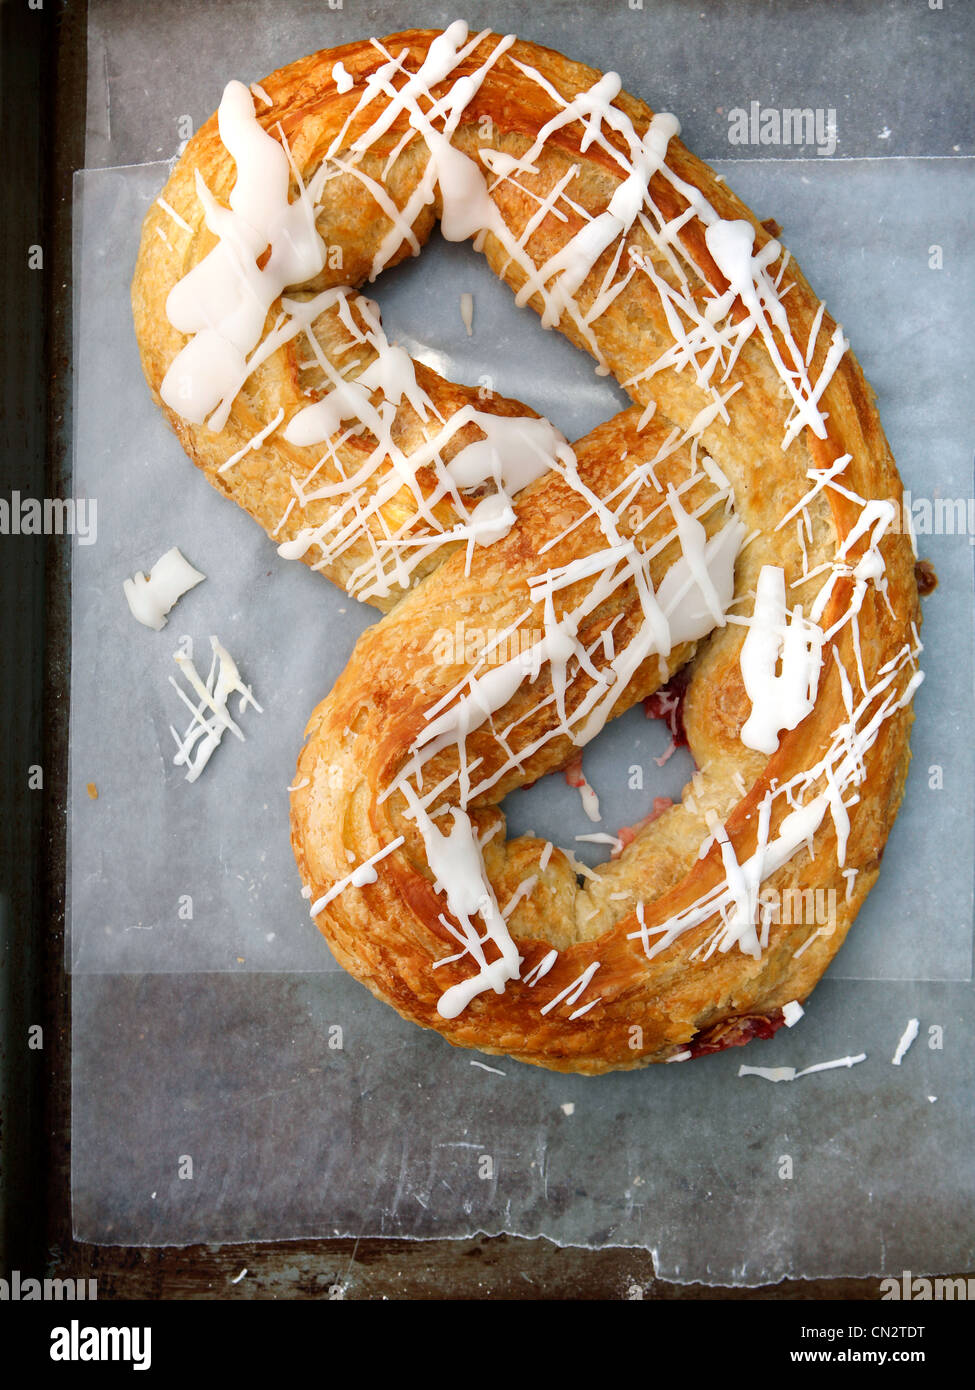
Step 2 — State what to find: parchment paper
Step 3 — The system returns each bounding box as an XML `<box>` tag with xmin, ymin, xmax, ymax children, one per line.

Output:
<box><xmin>69</xmin><ymin>0</ymin><xmax>975</xmax><ymax>1280</ymax></box>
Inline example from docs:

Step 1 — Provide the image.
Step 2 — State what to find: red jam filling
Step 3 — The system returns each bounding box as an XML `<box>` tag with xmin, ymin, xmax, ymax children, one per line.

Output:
<box><xmin>643</xmin><ymin>666</ymin><xmax>691</xmax><ymax>748</ymax></box>
<box><xmin>686</xmin><ymin>1008</ymin><xmax>788</xmax><ymax>1058</ymax></box>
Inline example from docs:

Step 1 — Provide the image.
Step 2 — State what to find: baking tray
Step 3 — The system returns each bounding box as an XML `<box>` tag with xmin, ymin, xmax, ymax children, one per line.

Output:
<box><xmin>5</xmin><ymin>0</ymin><xmax>974</xmax><ymax>1297</ymax></box>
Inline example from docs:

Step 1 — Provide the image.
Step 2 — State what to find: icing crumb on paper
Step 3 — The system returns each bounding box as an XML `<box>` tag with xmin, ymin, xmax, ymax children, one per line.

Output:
<box><xmin>169</xmin><ymin>635</ymin><xmax>262</xmax><ymax>782</ymax></box>
<box><xmin>739</xmin><ymin>1053</ymin><xmax>867</xmax><ymax>1083</ymax></box>
<box><xmin>891</xmin><ymin>1017</ymin><xmax>919</xmax><ymax>1066</ymax></box>
<box><xmin>123</xmin><ymin>546</ymin><xmax>205</xmax><ymax>630</ymax></box>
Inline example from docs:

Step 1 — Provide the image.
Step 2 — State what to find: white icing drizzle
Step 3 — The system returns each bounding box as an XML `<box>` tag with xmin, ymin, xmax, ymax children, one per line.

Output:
<box><xmin>539</xmin><ymin>961</ymin><xmax>601</xmax><ymax>1016</ymax></box>
<box><xmin>161</xmin><ymin>80</ymin><xmax>325</xmax><ymax>426</ymax></box>
<box><xmin>156</xmin><ymin>197</ymin><xmax>192</xmax><ymax>233</ymax></box>
<box><xmin>123</xmin><ymin>547</ymin><xmax>205</xmax><ymax>630</ymax></box>
<box><xmin>332</xmin><ymin>61</ymin><xmax>354</xmax><ymax>94</ymax></box>
<box><xmin>782</xmin><ymin>999</ymin><xmax>804</xmax><ymax>1027</ymax></box>
<box><xmin>568</xmin><ymin>996</ymin><xmax>602</xmax><ymax>1021</ymax></box>
<box><xmin>704</xmin><ymin>219</ymin><xmax>849</xmax><ymax>450</ymax></box>
<box><xmin>566</xmin><ymin>756</ymin><xmax>602</xmax><ymax>822</ymax></box>
<box><xmin>387</xmin><ymin>502</ymin><xmax>743</xmax><ymax>823</ymax></box>
<box><xmin>273</xmin><ymin>288</ymin><xmax>569</xmax><ymax>599</ymax></box>
<box><xmin>309</xmin><ymin>836</ymin><xmax>405</xmax><ymax>915</ymax></box>
<box><xmin>576</xmin><ymin>832</ymin><xmax>623</xmax><ymax>853</ymax></box>
<box><xmin>618</xmin><ymin>577</ymin><xmax>921</xmax><ymax>964</ymax></box>
<box><xmin>891</xmin><ymin>1017</ymin><xmax>919</xmax><ymax>1066</ymax></box>
<box><xmin>502</xmin><ymin>875</ymin><xmax>537</xmax><ymax>919</ymax></box>
<box><xmin>399</xmin><ymin>784</ymin><xmax>521</xmax><ymax>1017</ymax></box>
<box><xmin>218</xmin><ymin>407</ymin><xmax>285</xmax><ymax>473</ymax></box>
<box><xmin>738</xmin><ymin>1065</ymin><xmax>795</xmax><ymax>1083</ymax></box>
<box><xmin>460</xmin><ymin>291</ymin><xmax>474</xmax><ymax>335</ymax></box>
<box><xmin>169</xmin><ymin>636</ymin><xmax>262</xmax><ymax>782</ymax></box>
<box><xmin>739</xmin><ymin>564</ymin><xmax>824</xmax><ymax>755</ymax></box>
<box><xmin>739</xmin><ymin>1053</ymin><xmax>866</xmax><ymax>1083</ymax></box>
<box><xmin>153</xmin><ymin>26</ymin><xmax>922</xmax><ymax>1024</ymax></box>
<box><xmin>514</xmin><ymin>105</ymin><xmax>680</xmax><ymax>330</ymax></box>
<box><xmin>523</xmin><ymin>948</ymin><xmax>558</xmax><ymax>986</ymax></box>
<box><xmin>478</xmin><ymin>820</ymin><xmax>503</xmax><ymax>849</ymax></box>
<box><xmin>157</xmin><ymin>20</ymin><xmax>851</xmax><ymax>616</ymax></box>
<box><xmin>793</xmin><ymin>1053</ymin><xmax>867</xmax><ymax>1076</ymax></box>
<box><xmin>370</xmin><ymin>464</ymin><xmax>752</xmax><ymax>1014</ymax></box>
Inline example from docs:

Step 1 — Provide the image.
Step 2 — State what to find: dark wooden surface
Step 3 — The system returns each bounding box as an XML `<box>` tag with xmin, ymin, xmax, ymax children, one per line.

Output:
<box><xmin>50</xmin><ymin>1235</ymin><xmax>911</xmax><ymax>1301</ymax></box>
<box><xmin>0</xmin><ymin>0</ymin><xmax>965</xmax><ymax>1302</ymax></box>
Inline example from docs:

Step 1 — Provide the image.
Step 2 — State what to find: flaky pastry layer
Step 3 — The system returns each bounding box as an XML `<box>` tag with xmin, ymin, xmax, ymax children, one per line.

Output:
<box><xmin>133</xmin><ymin>27</ymin><xmax>921</xmax><ymax>1073</ymax></box>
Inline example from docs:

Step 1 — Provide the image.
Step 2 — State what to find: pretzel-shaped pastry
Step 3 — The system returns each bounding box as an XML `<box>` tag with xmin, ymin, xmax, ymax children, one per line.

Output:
<box><xmin>133</xmin><ymin>24</ymin><xmax>923</xmax><ymax>1073</ymax></box>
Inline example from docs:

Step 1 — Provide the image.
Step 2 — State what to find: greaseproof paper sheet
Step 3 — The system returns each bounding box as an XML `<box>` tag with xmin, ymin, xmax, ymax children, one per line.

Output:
<box><xmin>68</xmin><ymin>0</ymin><xmax>975</xmax><ymax>1280</ymax></box>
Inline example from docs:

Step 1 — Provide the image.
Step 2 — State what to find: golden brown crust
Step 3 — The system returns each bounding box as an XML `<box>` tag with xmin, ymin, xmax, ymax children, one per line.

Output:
<box><xmin>133</xmin><ymin>27</ymin><xmax>921</xmax><ymax>1073</ymax></box>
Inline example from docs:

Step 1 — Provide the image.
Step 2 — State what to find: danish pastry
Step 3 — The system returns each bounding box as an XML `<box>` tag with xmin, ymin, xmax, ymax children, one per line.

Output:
<box><xmin>133</xmin><ymin>23</ymin><xmax>923</xmax><ymax>1073</ymax></box>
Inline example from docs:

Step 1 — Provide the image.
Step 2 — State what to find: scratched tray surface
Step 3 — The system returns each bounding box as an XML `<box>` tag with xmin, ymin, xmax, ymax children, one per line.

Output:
<box><xmin>69</xmin><ymin>0</ymin><xmax>975</xmax><ymax>1276</ymax></box>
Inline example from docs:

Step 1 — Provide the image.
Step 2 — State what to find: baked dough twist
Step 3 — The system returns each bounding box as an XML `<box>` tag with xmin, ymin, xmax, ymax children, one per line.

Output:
<box><xmin>133</xmin><ymin>24</ymin><xmax>922</xmax><ymax>1073</ymax></box>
